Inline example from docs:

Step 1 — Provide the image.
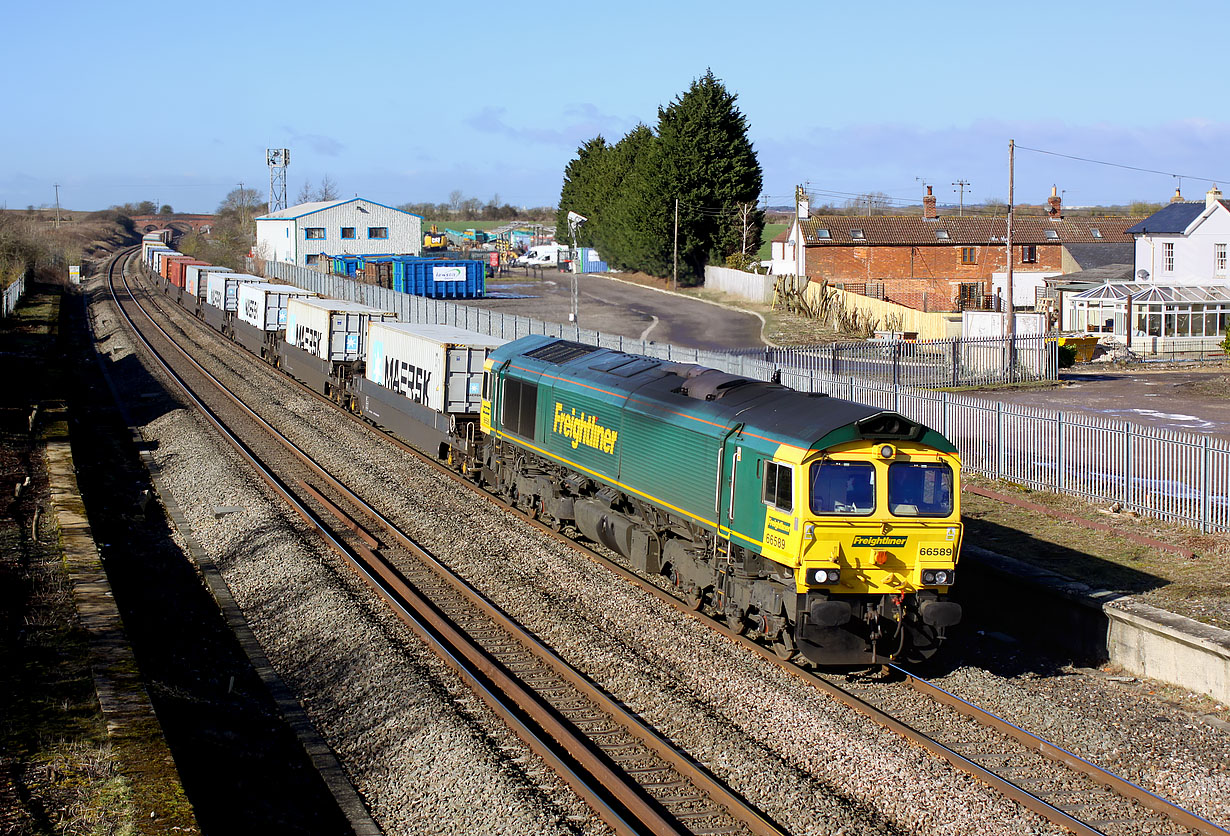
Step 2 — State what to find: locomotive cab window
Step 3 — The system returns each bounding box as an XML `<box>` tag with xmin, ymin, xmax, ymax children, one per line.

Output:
<box><xmin>762</xmin><ymin>461</ymin><xmax>793</xmax><ymax>512</ymax></box>
<box><xmin>887</xmin><ymin>462</ymin><xmax>953</xmax><ymax>516</ymax></box>
<box><xmin>810</xmin><ymin>461</ymin><xmax>875</xmax><ymax>515</ymax></box>
<box><xmin>501</xmin><ymin>377</ymin><xmax>538</xmax><ymax>439</ymax></box>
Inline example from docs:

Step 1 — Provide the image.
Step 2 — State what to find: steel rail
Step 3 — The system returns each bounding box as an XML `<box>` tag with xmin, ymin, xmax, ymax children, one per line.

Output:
<box><xmin>125</xmin><ymin>256</ymin><xmax>1225</xmax><ymax>836</ymax></box>
<box><xmin>114</xmin><ymin>256</ymin><xmax>784</xmax><ymax>836</ymax></box>
<box><xmin>107</xmin><ymin>256</ymin><xmax>666</xmax><ymax>836</ymax></box>
<box><xmin>893</xmin><ymin>664</ymin><xmax>1230</xmax><ymax>836</ymax></box>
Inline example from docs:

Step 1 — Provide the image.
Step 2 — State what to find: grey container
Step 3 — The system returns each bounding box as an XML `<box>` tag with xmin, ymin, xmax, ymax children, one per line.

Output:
<box><xmin>365</xmin><ymin>321</ymin><xmax>506</xmax><ymax>414</ymax></box>
<box><xmin>284</xmin><ymin>297</ymin><xmax>397</xmax><ymax>362</ymax></box>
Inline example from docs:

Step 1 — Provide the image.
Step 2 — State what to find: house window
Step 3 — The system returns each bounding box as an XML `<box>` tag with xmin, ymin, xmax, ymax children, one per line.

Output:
<box><xmin>961</xmin><ymin>247</ymin><xmax>977</xmax><ymax>264</ymax></box>
<box><xmin>1163</xmin><ymin>242</ymin><xmax>1175</xmax><ymax>272</ymax></box>
<box><xmin>1021</xmin><ymin>244</ymin><xmax>1037</xmax><ymax>263</ymax></box>
<box><xmin>850</xmin><ymin>228</ymin><xmax>865</xmax><ymax>240</ymax></box>
<box><xmin>341</xmin><ymin>227</ymin><xmax>355</xmax><ymax>239</ymax></box>
<box><xmin>1216</xmin><ymin>244</ymin><xmax>1227</xmax><ymax>276</ymax></box>
<box><xmin>304</xmin><ymin>227</ymin><xmax>325</xmax><ymax>240</ymax></box>
<box><xmin>305</xmin><ymin>254</ymin><xmax>320</xmax><ymax>265</ymax></box>
<box><xmin>763</xmin><ymin>461</ymin><xmax>793</xmax><ymax>513</ymax></box>
<box><xmin>935</xmin><ymin>230</ymin><xmax>950</xmax><ymax>240</ymax></box>
<box><xmin>368</xmin><ymin>227</ymin><xmax>389</xmax><ymax>239</ymax></box>
<box><xmin>1044</xmin><ymin>229</ymin><xmax>1060</xmax><ymax>240</ymax></box>
<box><xmin>814</xmin><ymin>229</ymin><xmax>831</xmax><ymax>240</ymax></box>
<box><xmin>1091</xmin><ymin>228</ymin><xmax>1102</xmax><ymax>239</ymax></box>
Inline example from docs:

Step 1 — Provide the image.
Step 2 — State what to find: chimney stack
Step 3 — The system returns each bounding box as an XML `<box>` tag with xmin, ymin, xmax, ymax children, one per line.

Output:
<box><xmin>796</xmin><ymin>184</ymin><xmax>810</xmax><ymax>220</ymax></box>
<box><xmin>923</xmin><ymin>185</ymin><xmax>937</xmax><ymax>220</ymax></box>
<box><xmin>1047</xmin><ymin>185</ymin><xmax>1062</xmax><ymax>217</ymax></box>
<box><xmin>1207</xmin><ymin>183</ymin><xmax>1223</xmax><ymax>209</ymax></box>
<box><xmin>1171</xmin><ymin>187</ymin><xmax>1185</xmax><ymax>203</ymax></box>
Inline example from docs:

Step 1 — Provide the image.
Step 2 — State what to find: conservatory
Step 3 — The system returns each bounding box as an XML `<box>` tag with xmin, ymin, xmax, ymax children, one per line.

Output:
<box><xmin>1068</xmin><ymin>283</ymin><xmax>1230</xmax><ymax>340</ymax></box>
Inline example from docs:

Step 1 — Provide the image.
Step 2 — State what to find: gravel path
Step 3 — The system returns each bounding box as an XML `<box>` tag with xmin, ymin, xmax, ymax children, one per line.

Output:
<box><xmin>97</xmin><ymin>276</ymin><xmax>607</xmax><ymax>836</ymax></box>
<box><xmin>105</xmin><ymin>271</ymin><xmax>1230</xmax><ymax>835</ymax></box>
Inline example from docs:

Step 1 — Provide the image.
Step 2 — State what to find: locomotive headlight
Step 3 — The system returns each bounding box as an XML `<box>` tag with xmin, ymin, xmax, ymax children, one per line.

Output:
<box><xmin>921</xmin><ymin>569</ymin><xmax>936</xmax><ymax>585</ymax></box>
<box><xmin>879</xmin><ymin>444</ymin><xmax>895</xmax><ymax>460</ymax></box>
<box><xmin>921</xmin><ymin>570</ymin><xmax>953</xmax><ymax>586</ymax></box>
<box><xmin>809</xmin><ymin>568</ymin><xmax>840</xmax><ymax>585</ymax></box>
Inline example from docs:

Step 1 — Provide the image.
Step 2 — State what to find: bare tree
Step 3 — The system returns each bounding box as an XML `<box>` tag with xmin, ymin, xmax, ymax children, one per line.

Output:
<box><xmin>318</xmin><ymin>174</ymin><xmax>340</xmax><ymax>201</ymax></box>
<box><xmin>448</xmin><ymin>190</ymin><xmax>464</xmax><ymax>218</ymax></box>
<box><xmin>296</xmin><ymin>180</ymin><xmax>315</xmax><ymax>204</ymax></box>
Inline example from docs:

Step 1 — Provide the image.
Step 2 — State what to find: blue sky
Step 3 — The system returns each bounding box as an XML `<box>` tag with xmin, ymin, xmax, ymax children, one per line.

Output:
<box><xmin>4</xmin><ymin>0</ymin><xmax>1228</xmax><ymax>214</ymax></box>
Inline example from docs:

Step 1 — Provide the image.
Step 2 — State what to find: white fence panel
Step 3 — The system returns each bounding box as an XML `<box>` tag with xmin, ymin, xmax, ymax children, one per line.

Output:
<box><xmin>260</xmin><ymin>259</ymin><xmax>1230</xmax><ymax>533</ymax></box>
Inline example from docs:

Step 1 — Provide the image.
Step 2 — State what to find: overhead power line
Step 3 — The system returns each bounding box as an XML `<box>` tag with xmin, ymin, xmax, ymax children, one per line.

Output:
<box><xmin>1014</xmin><ymin>144</ymin><xmax>1230</xmax><ymax>187</ymax></box>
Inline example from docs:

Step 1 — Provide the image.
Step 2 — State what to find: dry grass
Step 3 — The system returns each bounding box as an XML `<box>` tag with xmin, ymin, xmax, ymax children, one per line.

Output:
<box><xmin>961</xmin><ymin>474</ymin><xmax>1230</xmax><ymax>631</ymax></box>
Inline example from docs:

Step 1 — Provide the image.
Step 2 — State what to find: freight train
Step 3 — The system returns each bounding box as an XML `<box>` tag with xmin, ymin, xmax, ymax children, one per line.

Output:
<box><xmin>135</xmin><ymin>236</ymin><xmax>963</xmax><ymax>665</ymax></box>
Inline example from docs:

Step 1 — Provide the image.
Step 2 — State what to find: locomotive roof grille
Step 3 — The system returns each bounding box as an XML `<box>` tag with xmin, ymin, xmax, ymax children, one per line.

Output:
<box><xmin>523</xmin><ymin>340</ymin><xmax>601</xmax><ymax>364</ymax></box>
<box><xmin>855</xmin><ymin>412</ymin><xmax>926</xmax><ymax>441</ymax></box>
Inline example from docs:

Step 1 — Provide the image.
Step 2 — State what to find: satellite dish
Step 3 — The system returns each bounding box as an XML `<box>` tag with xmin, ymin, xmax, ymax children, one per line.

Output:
<box><xmin>1136</xmin><ymin>269</ymin><xmax>1150</xmax><ymax>280</ymax></box>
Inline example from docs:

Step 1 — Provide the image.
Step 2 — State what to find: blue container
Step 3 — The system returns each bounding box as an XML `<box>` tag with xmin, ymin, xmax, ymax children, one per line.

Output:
<box><xmin>580</xmin><ymin>247</ymin><xmax>609</xmax><ymax>273</ymax></box>
<box><xmin>392</xmin><ymin>257</ymin><xmax>485</xmax><ymax>299</ymax></box>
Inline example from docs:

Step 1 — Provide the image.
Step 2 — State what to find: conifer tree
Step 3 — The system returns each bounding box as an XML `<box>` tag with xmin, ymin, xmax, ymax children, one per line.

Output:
<box><xmin>598</xmin><ymin>125</ymin><xmax>671</xmax><ymax>275</ymax></box>
<box><xmin>556</xmin><ymin>136</ymin><xmax>609</xmax><ymax>248</ymax></box>
<box><xmin>656</xmin><ymin>69</ymin><xmax>763</xmax><ymax>282</ymax></box>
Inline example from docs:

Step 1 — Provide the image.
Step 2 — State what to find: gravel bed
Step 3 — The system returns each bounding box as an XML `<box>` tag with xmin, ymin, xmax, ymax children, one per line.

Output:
<box><xmin>929</xmin><ymin>637</ymin><xmax>1230</xmax><ymax>829</ymax></box>
<box><xmin>96</xmin><ymin>280</ymin><xmax>607</xmax><ymax>836</ymax></box>
<box><xmin>133</xmin><ymin>275</ymin><xmax>1228</xmax><ymax>833</ymax></box>
<box><xmin>134</xmin><ymin>281</ymin><xmax>1071</xmax><ymax>835</ymax></box>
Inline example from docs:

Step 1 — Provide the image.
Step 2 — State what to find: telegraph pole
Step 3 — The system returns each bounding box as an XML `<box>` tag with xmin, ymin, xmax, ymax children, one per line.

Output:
<box><xmin>952</xmin><ymin>179</ymin><xmax>970</xmax><ymax>216</ymax></box>
<box><xmin>1005</xmin><ymin>141</ymin><xmax>1015</xmax><ymax>338</ymax></box>
<box><xmin>672</xmin><ymin>197</ymin><xmax>679</xmax><ymax>291</ymax></box>
<box><xmin>53</xmin><ymin>184</ymin><xmax>61</xmax><ymax>229</ymax></box>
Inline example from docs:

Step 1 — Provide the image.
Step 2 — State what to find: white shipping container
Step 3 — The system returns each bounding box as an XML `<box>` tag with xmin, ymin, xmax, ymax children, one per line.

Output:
<box><xmin>366</xmin><ymin>322</ymin><xmax>506</xmax><ymax>413</ymax></box>
<box><xmin>154</xmin><ymin>250</ymin><xmax>183</xmax><ymax>274</ymax></box>
<box><xmin>146</xmin><ymin>246</ymin><xmax>173</xmax><ymax>269</ymax></box>
<box><xmin>205</xmin><ymin>272</ymin><xmax>264</xmax><ymax>312</ymax></box>
<box><xmin>285</xmin><ymin>298</ymin><xmax>396</xmax><ymax>362</ymax></box>
<box><xmin>185</xmin><ymin>265</ymin><xmax>232</xmax><ymax>299</ymax></box>
<box><xmin>237</xmin><ymin>282</ymin><xmax>316</xmax><ymax>331</ymax></box>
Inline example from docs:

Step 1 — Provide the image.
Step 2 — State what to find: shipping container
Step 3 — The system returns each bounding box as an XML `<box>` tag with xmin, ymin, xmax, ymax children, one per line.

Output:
<box><xmin>154</xmin><ymin>250</ymin><xmax>183</xmax><ymax>276</ymax></box>
<box><xmin>391</xmin><ymin>257</ymin><xmax>484</xmax><ymax>299</ymax></box>
<box><xmin>167</xmin><ymin>257</ymin><xmax>208</xmax><ymax>288</ymax></box>
<box><xmin>284</xmin><ymin>297</ymin><xmax>396</xmax><ymax>362</ymax></box>
<box><xmin>579</xmin><ymin>247</ymin><xmax>609</xmax><ymax>273</ymax></box>
<box><xmin>146</xmin><ymin>247</ymin><xmax>174</xmax><ymax>271</ymax></box>
<box><xmin>236</xmin><ymin>281</ymin><xmax>317</xmax><ymax>331</ymax></box>
<box><xmin>185</xmin><ymin>265</ymin><xmax>232</xmax><ymax>300</ymax></box>
<box><xmin>365</xmin><ymin>322</ymin><xmax>506</xmax><ymax>414</ymax></box>
<box><xmin>205</xmin><ymin>272</ymin><xmax>264</xmax><ymax>313</ymax></box>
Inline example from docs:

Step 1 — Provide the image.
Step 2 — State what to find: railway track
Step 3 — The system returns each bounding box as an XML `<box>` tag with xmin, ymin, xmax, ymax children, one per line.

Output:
<box><xmin>108</xmin><ymin>251</ymin><xmax>1228</xmax><ymax>836</ymax></box>
<box><xmin>107</xmin><ymin>250</ymin><xmax>785</xmax><ymax>836</ymax></box>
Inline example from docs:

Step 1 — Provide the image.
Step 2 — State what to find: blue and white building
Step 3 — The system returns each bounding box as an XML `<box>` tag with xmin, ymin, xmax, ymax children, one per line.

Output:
<box><xmin>256</xmin><ymin>198</ymin><xmax>422</xmax><ymax>268</ymax></box>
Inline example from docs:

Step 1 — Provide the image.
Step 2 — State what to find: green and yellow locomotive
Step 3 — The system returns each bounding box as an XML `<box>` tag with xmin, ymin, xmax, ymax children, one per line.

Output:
<box><xmin>479</xmin><ymin>335</ymin><xmax>962</xmax><ymax>665</ymax></box>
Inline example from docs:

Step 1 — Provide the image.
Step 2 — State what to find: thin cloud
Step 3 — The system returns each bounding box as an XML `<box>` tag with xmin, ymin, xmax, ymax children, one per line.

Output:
<box><xmin>465</xmin><ymin>104</ymin><xmax>628</xmax><ymax>147</ymax></box>
<box><xmin>281</xmin><ymin>128</ymin><xmax>346</xmax><ymax>157</ymax></box>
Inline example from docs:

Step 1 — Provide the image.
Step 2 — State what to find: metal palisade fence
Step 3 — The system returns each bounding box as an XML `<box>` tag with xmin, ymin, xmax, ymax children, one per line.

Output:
<box><xmin>264</xmin><ymin>261</ymin><xmax>1229</xmax><ymax>533</ymax></box>
<box><xmin>2</xmin><ymin>273</ymin><xmax>26</xmax><ymax>318</ymax></box>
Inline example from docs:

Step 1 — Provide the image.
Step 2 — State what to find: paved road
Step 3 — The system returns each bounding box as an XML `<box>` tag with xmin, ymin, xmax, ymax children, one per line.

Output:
<box><xmin>464</xmin><ymin>272</ymin><xmax>765</xmax><ymax>351</ymax></box>
<box><xmin>962</xmin><ymin>367</ymin><xmax>1230</xmax><ymax>439</ymax></box>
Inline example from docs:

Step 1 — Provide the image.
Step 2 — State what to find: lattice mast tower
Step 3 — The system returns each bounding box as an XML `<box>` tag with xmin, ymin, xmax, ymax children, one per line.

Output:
<box><xmin>267</xmin><ymin>148</ymin><xmax>290</xmax><ymax>212</ymax></box>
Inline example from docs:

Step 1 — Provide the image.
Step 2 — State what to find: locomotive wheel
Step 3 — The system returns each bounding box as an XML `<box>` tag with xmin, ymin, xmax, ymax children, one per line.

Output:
<box><xmin>773</xmin><ymin>631</ymin><xmax>796</xmax><ymax>661</ymax></box>
<box><xmin>725</xmin><ymin>613</ymin><xmax>747</xmax><ymax>636</ymax></box>
<box><xmin>687</xmin><ymin>588</ymin><xmax>704</xmax><ymax>611</ymax></box>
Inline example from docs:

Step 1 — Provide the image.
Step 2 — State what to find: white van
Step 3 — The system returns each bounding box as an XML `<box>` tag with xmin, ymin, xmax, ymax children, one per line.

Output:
<box><xmin>515</xmin><ymin>244</ymin><xmax>571</xmax><ymax>267</ymax></box>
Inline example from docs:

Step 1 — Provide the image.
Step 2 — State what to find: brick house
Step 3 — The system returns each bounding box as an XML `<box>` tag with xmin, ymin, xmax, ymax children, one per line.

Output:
<box><xmin>772</xmin><ymin>187</ymin><xmax>1137</xmax><ymax>312</ymax></box>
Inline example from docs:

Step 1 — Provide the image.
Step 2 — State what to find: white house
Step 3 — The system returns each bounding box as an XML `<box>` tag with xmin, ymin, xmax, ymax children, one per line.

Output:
<box><xmin>1128</xmin><ymin>186</ymin><xmax>1230</xmax><ymax>285</ymax></box>
<box><xmin>256</xmin><ymin>198</ymin><xmax>422</xmax><ymax>268</ymax></box>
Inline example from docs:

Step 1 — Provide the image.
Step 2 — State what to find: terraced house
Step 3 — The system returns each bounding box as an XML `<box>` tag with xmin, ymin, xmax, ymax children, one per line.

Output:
<box><xmin>772</xmin><ymin>187</ymin><xmax>1136</xmax><ymax>313</ymax></box>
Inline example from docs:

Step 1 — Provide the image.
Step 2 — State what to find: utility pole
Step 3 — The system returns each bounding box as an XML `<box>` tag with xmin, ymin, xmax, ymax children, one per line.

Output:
<box><xmin>53</xmin><ymin>184</ymin><xmax>61</xmax><ymax>229</ymax></box>
<box><xmin>1005</xmin><ymin>140</ymin><xmax>1015</xmax><ymax>339</ymax></box>
<box><xmin>237</xmin><ymin>182</ymin><xmax>247</xmax><ymax>231</ymax></box>
<box><xmin>673</xmin><ymin>197</ymin><xmax>679</xmax><ymax>291</ymax></box>
<box><xmin>952</xmin><ymin>180</ymin><xmax>970</xmax><ymax>216</ymax></box>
